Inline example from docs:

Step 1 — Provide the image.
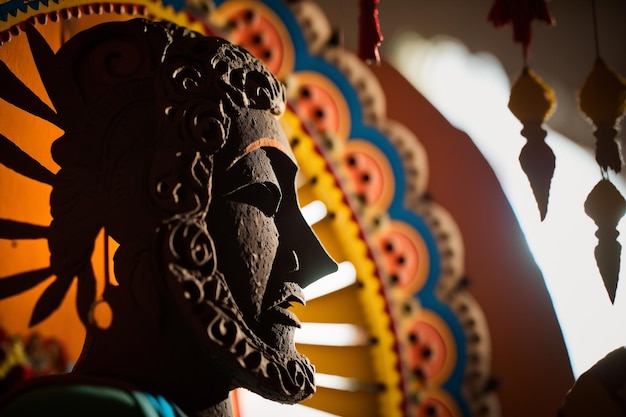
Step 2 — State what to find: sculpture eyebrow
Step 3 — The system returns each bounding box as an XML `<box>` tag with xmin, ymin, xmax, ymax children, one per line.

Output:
<box><xmin>227</xmin><ymin>138</ymin><xmax>294</xmax><ymax>171</ymax></box>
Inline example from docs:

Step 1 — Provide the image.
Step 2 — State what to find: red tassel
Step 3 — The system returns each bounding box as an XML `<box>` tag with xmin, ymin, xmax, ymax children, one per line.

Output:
<box><xmin>358</xmin><ymin>0</ymin><xmax>383</xmax><ymax>64</ymax></box>
<box><xmin>487</xmin><ymin>0</ymin><xmax>554</xmax><ymax>60</ymax></box>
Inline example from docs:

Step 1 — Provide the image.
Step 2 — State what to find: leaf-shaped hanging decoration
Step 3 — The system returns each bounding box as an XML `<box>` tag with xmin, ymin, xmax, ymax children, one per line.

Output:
<box><xmin>508</xmin><ymin>67</ymin><xmax>556</xmax><ymax>220</ymax></box>
<box><xmin>584</xmin><ymin>179</ymin><xmax>626</xmax><ymax>303</ymax></box>
<box><xmin>579</xmin><ymin>58</ymin><xmax>626</xmax><ymax>173</ymax></box>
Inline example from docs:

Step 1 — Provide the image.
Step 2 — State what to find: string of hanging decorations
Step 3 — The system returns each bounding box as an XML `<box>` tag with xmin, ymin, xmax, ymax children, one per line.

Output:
<box><xmin>487</xmin><ymin>0</ymin><xmax>556</xmax><ymax>221</ymax></box>
<box><xmin>580</xmin><ymin>0</ymin><xmax>626</xmax><ymax>304</ymax></box>
<box><xmin>488</xmin><ymin>0</ymin><xmax>626</xmax><ymax>304</ymax></box>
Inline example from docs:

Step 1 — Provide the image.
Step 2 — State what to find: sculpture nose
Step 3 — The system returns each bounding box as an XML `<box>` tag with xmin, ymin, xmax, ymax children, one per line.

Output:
<box><xmin>275</xmin><ymin>211</ymin><xmax>338</xmax><ymax>289</ymax></box>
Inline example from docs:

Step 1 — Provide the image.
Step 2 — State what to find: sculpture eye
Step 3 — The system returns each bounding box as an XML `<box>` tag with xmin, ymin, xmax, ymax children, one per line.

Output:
<box><xmin>225</xmin><ymin>181</ymin><xmax>282</xmax><ymax>217</ymax></box>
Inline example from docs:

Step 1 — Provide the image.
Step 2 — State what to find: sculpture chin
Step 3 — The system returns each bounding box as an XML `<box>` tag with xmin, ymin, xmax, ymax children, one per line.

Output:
<box><xmin>167</xmin><ymin>262</ymin><xmax>316</xmax><ymax>403</ymax></box>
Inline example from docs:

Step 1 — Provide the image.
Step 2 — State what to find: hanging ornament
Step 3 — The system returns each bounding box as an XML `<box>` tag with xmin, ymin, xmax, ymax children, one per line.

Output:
<box><xmin>508</xmin><ymin>67</ymin><xmax>556</xmax><ymax>220</ymax></box>
<box><xmin>584</xmin><ymin>180</ymin><xmax>626</xmax><ymax>303</ymax></box>
<box><xmin>579</xmin><ymin>0</ymin><xmax>626</xmax><ymax>304</ymax></box>
<box><xmin>488</xmin><ymin>0</ymin><xmax>556</xmax><ymax>220</ymax></box>
<box><xmin>487</xmin><ymin>0</ymin><xmax>555</xmax><ymax>61</ymax></box>
<box><xmin>358</xmin><ymin>0</ymin><xmax>383</xmax><ymax>64</ymax></box>
<box><xmin>579</xmin><ymin>59</ymin><xmax>626</xmax><ymax>173</ymax></box>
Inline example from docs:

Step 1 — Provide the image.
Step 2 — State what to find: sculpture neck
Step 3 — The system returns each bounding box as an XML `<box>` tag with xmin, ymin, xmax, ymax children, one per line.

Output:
<box><xmin>73</xmin><ymin>287</ymin><xmax>232</xmax><ymax>416</ymax></box>
<box><xmin>188</xmin><ymin>398</ymin><xmax>233</xmax><ymax>417</ymax></box>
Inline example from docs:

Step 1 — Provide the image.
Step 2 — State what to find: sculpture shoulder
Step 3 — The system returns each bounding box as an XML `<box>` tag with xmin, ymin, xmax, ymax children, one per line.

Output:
<box><xmin>0</xmin><ymin>375</ymin><xmax>187</xmax><ymax>417</ymax></box>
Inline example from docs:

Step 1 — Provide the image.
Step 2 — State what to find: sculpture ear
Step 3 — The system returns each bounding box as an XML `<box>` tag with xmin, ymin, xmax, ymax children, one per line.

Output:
<box><xmin>132</xmin><ymin>254</ymin><xmax>164</xmax><ymax>319</ymax></box>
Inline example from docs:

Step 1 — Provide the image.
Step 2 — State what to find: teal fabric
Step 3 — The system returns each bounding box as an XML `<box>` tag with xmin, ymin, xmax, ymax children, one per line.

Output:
<box><xmin>0</xmin><ymin>383</ymin><xmax>187</xmax><ymax>417</ymax></box>
<box><xmin>143</xmin><ymin>393</ymin><xmax>179</xmax><ymax>417</ymax></box>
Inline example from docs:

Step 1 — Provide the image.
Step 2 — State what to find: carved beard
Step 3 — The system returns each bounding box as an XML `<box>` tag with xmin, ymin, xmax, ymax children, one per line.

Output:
<box><xmin>160</xmin><ymin>218</ymin><xmax>315</xmax><ymax>404</ymax></box>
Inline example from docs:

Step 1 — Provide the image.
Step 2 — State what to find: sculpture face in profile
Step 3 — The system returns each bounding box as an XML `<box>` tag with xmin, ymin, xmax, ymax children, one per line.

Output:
<box><xmin>0</xmin><ymin>18</ymin><xmax>336</xmax><ymax>415</ymax></box>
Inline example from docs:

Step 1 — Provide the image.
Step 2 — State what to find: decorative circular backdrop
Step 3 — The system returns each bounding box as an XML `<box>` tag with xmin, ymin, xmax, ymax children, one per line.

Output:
<box><xmin>0</xmin><ymin>0</ymin><xmax>497</xmax><ymax>416</ymax></box>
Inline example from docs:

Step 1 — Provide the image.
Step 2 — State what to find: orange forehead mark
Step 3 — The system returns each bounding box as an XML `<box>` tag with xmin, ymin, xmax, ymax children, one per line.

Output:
<box><xmin>245</xmin><ymin>138</ymin><xmax>290</xmax><ymax>156</ymax></box>
<box><xmin>227</xmin><ymin>138</ymin><xmax>293</xmax><ymax>171</ymax></box>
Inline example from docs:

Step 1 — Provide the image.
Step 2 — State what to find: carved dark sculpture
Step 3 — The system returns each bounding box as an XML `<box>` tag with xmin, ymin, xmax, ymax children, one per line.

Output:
<box><xmin>0</xmin><ymin>18</ymin><xmax>336</xmax><ymax>416</ymax></box>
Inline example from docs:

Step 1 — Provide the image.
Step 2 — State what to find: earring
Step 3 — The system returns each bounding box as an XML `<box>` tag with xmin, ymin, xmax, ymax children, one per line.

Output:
<box><xmin>88</xmin><ymin>298</ymin><xmax>113</xmax><ymax>330</ymax></box>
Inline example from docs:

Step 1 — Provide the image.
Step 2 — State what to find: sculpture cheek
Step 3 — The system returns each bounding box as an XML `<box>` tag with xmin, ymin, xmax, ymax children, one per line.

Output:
<box><xmin>226</xmin><ymin>203</ymin><xmax>279</xmax><ymax>317</ymax></box>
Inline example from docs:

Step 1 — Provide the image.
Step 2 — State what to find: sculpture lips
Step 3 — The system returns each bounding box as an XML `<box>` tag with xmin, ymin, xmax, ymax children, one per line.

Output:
<box><xmin>267</xmin><ymin>282</ymin><xmax>305</xmax><ymax>327</ymax></box>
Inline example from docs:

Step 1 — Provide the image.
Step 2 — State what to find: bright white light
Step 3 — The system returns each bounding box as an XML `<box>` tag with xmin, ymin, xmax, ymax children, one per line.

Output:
<box><xmin>235</xmin><ymin>389</ymin><xmax>340</xmax><ymax>417</ymax></box>
<box><xmin>295</xmin><ymin>322</ymin><xmax>369</xmax><ymax>346</ymax></box>
<box><xmin>314</xmin><ymin>373</ymin><xmax>362</xmax><ymax>391</ymax></box>
<box><xmin>314</xmin><ymin>373</ymin><xmax>383</xmax><ymax>392</ymax></box>
<box><xmin>302</xmin><ymin>200</ymin><xmax>328</xmax><ymax>225</ymax></box>
<box><xmin>391</xmin><ymin>32</ymin><xmax>626</xmax><ymax>378</ymax></box>
<box><xmin>303</xmin><ymin>261</ymin><xmax>357</xmax><ymax>301</ymax></box>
